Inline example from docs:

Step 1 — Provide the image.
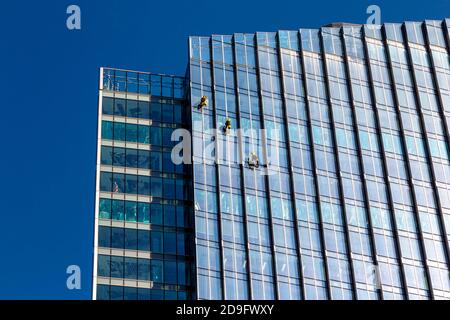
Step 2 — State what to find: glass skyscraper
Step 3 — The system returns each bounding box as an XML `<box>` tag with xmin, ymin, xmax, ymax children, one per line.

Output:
<box><xmin>93</xmin><ymin>19</ymin><xmax>450</xmax><ymax>300</ymax></box>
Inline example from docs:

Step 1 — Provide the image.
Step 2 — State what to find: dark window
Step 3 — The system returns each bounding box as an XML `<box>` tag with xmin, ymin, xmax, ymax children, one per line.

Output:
<box><xmin>137</xmin><ymin>150</ymin><xmax>150</xmax><ymax>169</ymax></box>
<box><xmin>163</xmin><ymin>178</ymin><xmax>176</xmax><ymax>199</ymax></box>
<box><xmin>111</xmin><ymin>227</ymin><xmax>124</xmax><ymax>249</ymax></box>
<box><xmin>126</xmin><ymin>124</ymin><xmax>138</xmax><ymax>142</ymax></box>
<box><xmin>113</xmin><ymin>147</ymin><xmax>126</xmax><ymax>167</ymax></box>
<box><xmin>110</xmin><ymin>257</ymin><xmax>124</xmax><ymax>278</ymax></box>
<box><xmin>164</xmin><ymin>232</ymin><xmax>177</xmax><ymax>255</ymax></box>
<box><xmin>151</xmin><ymin>102</ymin><xmax>161</xmax><ymax>121</ymax></box>
<box><xmin>100</xmin><ymin>172</ymin><xmax>112</xmax><ymax>192</ymax></box>
<box><xmin>138</xmin><ymin>258</ymin><xmax>150</xmax><ymax>281</ymax></box>
<box><xmin>139</xmin><ymin>101</ymin><xmax>150</xmax><ymax>119</ymax></box>
<box><xmin>124</xmin><ymin>287</ymin><xmax>137</xmax><ymax>300</ymax></box>
<box><xmin>98</xmin><ymin>255</ymin><xmax>110</xmax><ymax>277</ymax></box>
<box><xmin>150</xmin><ymin>152</ymin><xmax>162</xmax><ymax>171</ymax></box>
<box><xmin>98</xmin><ymin>226</ymin><xmax>110</xmax><ymax>247</ymax></box>
<box><xmin>124</xmin><ymin>228</ymin><xmax>137</xmax><ymax>250</ymax></box>
<box><xmin>102</xmin><ymin>97</ymin><xmax>114</xmax><ymax>115</ymax></box>
<box><xmin>162</xmin><ymin>127</ymin><xmax>173</xmax><ymax>147</ymax></box>
<box><xmin>110</xmin><ymin>285</ymin><xmax>123</xmax><ymax>300</ymax></box>
<box><xmin>164</xmin><ymin>261</ymin><xmax>177</xmax><ymax>284</ymax></box>
<box><xmin>138</xmin><ymin>230</ymin><xmax>150</xmax><ymax>251</ymax></box>
<box><xmin>164</xmin><ymin>205</ymin><xmax>176</xmax><ymax>226</ymax></box>
<box><xmin>138</xmin><ymin>176</ymin><xmax>150</xmax><ymax>196</ymax></box>
<box><xmin>151</xmin><ymin>260</ymin><xmax>163</xmax><ymax>282</ymax></box>
<box><xmin>138</xmin><ymin>288</ymin><xmax>151</xmax><ymax>300</ymax></box>
<box><xmin>126</xmin><ymin>149</ymin><xmax>138</xmax><ymax>167</ymax></box>
<box><xmin>113</xmin><ymin>122</ymin><xmax>126</xmax><ymax>141</ymax></box>
<box><xmin>151</xmin><ymin>177</ymin><xmax>162</xmax><ymax>198</ymax></box>
<box><xmin>151</xmin><ymin>231</ymin><xmax>163</xmax><ymax>253</ymax></box>
<box><xmin>114</xmin><ymin>99</ymin><xmax>126</xmax><ymax>116</ymax></box>
<box><xmin>126</xmin><ymin>99</ymin><xmax>139</xmax><ymax>118</ymax></box>
<box><xmin>101</xmin><ymin>146</ymin><xmax>113</xmax><ymax>165</ymax></box>
<box><xmin>112</xmin><ymin>173</ymin><xmax>125</xmax><ymax>193</ymax></box>
<box><xmin>174</xmin><ymin>104</ymin><xmax>182</xmax><ymax>124</ymax></box>
<box><xmin>125</xmin><ymin>174</ymin><xmax>138</xmax><ymax>194</ymax></box>
<box><xmin>162</xmin><ymin>152</ymin><xmax>174</xmax><ymax>172</ymax></box>
<box><xmin>162</xmin><ymin>103</ymin><xmax>173</xmax><ymax>122</ymax></box>
<box><xmin>150</xmin><ymin>127</ymin><xmax>162</xmax><ymax>145</ymax></box>
<box><xmin>101</xmin><ymin>121</ymin><xmax>113</xmax><ymax>140</ymax></box>
<box><xmin>97</xmin><ymin>285</ymin><xmax>110</xmax><ymax>300</ymax></box>
<box><xmin>150</xmin><ymin>204</ymin><xmax>163</xmax><ymax>225</ymax></box>
<box><xmin>124</xmin><ymin>257</ymin><xmax>137</xmax><ymax>279</ymax></box>
<box><xmin>138</xmin><ymin>125</ymin><xmax>150</xmax><ymax>144</ymax></box>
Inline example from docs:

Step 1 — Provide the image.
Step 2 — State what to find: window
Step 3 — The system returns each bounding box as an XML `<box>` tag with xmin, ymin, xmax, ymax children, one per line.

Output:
<box><xmin>113</xmin><ymin>147</ymin><xmax>126</xmax><ymax>167</ymax></box>
<box><xmin>151</xmin><ymin>231</ymin><xmax>163</xmax><ymax>253</ymax></box>
<box><xmin>150</xmin><ymin>127</ymin><xmax>162</xmax><ymax>145</ymax></box>
<box><xmin>137</xmin><ymin>176</ymin><xmax>150</xmax><ymax>196</ymax></box>
<box><xmin>101</xmin><ymin>146</ymin><xmax>113</xmax><ymax>165</ymax></box>
<box><xmin>124</xmin><ymin>228</ymin><xmax>137</xmax><ymax>250</ymax></box>
<box><xmin>111</xmin><ymin>227</ymin><xmax>124</xmax><ymax>249</ymax></box>
<box><xmin>125</xmin><ymin>149</ymin><xmax>138</xmax><ymax>167</ymax></box>
<box><xmin>150</xmin><ymin>152</ymin><xmax>162</xmax><ymax>171</ymax></box>
<box><xmin>163</xmin><ymin>178</ymin><xmax>176</xmax><ymax>199</ymax></box>
<box><xmin>102</xmin><ymin>97</ymin><xmax>114</xmax><ymax>115</ymax></box>
<box><xmin>125</xmin><ymin>175</ymin><xmax>138</xmax><ymax>194</ymax></box>
<box><xmin>164</xmin><ymin>205</ymin><xmax>176</xmax><ymax>226</ymax></box>
<box><xmin>126</xmin><ymin>99</ymin><xmax>139</xmax><ymax>118</ymax></box>
<box><xmin>151</xmin><ymin>260</ymin><xmax>163</xmax><ymax>283</ymax></box>
<box><xmin>164</xmin><ymin>261</ymin><xmax>177</xmax><ymax>284</ymax></box>
<box><xmin>126</xmin><ymin>124</ymin><xmax>138</xmax><ymax>142</ymax></box>
<box><xmin>98</xmin><ymin>226</ymin><xmax>110</xmax><ymax>247</ymax></box>
<box><xmin>114</xmin><ymin>99</ymin><xmax>126</xmax><ymax>116</ymax></box>
<box><xmin>111</xmin><ymin>256</ymin><xmax>124</xmax><ymax>278</ymax></box>
<box><xmin>137</xmin><ymin>150</ymin><xmax>150</xmax><ymax>169</ymax></box>
<box><xmin>151</xmin><ymin>177</ymin><xmax>162</xmax><ymax>198</ymax></box>
<box><xmin>138</xmin><ymin>230</ymin><xmax>150</xmax><ymax>251</ymax></box>
<box><xmin>138</xmin><ymin>125</ymin><xmax>150</xmax><ymax>144</ymax></box>
<box><xmin>101</xmin><ymin>121</ymin><xmax>113</xmax><ymax>140</ymax></box>
<box><xmin>151</xmin><ymin>102</ymin><xmax>162</xmax><ymax>121</ymax></box>
<box><xmin>112</xmin><ymin>199</ymin><xmax>124</xmax><ymax>220</ymax></box>
<box><xmin>164</xmin><ymin>232</ymin><xmax>177</xmax><ymax>254</ymax></box>
<box><xmin>113</xmin><ymin>122</ymin><xmax>126</xmax><ymax>141</ymax></box>
<box><xmin>137</xmin><ymin>202</ymin><xmax>150</xmax><ymax>223</ymax></box>
<box><xmin>162</xmin><ymin>103</ymin><xmax>173</xmax><ymax>122</ymax></box>
<box><xmin>124</xmin><ymin>257</ymin><xmax>137</xmax><ymax>279</ymax></box>
<box><xmin>150</xmin><ymin>204</ymin><xmax>163</xmax><ymax>225</ymax></box>
<box><xmin>98</xmin><ymin>255</ymin><xmax>110</xmax><ymax>277</ymax></box>
<box><xmin>138</xmin><ymin>258</ymin><xmax>150</xmax><ymax>280</ymax></box>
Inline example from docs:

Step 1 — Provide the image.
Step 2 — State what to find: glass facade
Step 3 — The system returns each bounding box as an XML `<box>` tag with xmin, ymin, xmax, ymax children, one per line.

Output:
<box><xmin>93</xmin><ymin>18</ymin><xmax>450</xmax><ymax>300</ymax></box>
<box><xmin>93</xmin><ymin>68</ymin><xmax>196</xmax><ymax>300</ymax></box>
<box><xmin>188</xmin><ymin>19</ymin><xmax>450</xmax><ymax>300</ymax></box>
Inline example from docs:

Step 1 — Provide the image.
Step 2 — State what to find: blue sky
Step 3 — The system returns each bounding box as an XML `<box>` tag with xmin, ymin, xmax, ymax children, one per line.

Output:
<box><xmin>0</xmin><ymin>0</ymin><xmax>447</xmax><ymax>299</ymax></box>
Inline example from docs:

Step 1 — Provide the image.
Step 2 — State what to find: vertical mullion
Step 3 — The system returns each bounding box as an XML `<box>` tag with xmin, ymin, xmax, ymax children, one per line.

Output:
<box><xmin>276</xmin><ymin>31</ymin><xmax>306</xmax><ymax>299</ymax></box>
<box><xmin>382</xmin><ymin>24</ymin><xmax>434</xmax><ymax>299</ymax></box>
<box><xmin>231</xmin><ymin>34</ymin><xmax>253</xmax><ymax>299</ymax></box>
<box><xmin>298</xmin><ymin>30</ymin><xmax>332</xmax><ymax>299</ymax></box>
<box><xmin>340</xmin><ymin>27</ymin><xmax>383</xmax><ymax>300</ymax></box>
<box><xmin>403</xmin><ymin>22</ymin><xmax>450</xmax><ymax>281</ymax></box>
<box><xmin>253</xmin><ymin>34</ymin><xmax>279</xmax><ymax>300</ymax></box>
<box><xmin>318</xmin><ymin>28</ymin><xmax>358</xmax><ymax>299</ymax></box>
<box><xmin>209</xmin><ymin>36</ymin><xmax>226</xmax><ymax>300</ymax></box>
<box><xmin>361</xmin><ymin>27</ymin><xmax>410</xmax><ymax>300</ymax></box>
